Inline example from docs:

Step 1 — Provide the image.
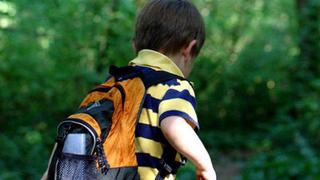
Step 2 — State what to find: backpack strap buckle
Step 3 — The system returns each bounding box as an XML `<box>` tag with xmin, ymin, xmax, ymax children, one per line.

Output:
<box><xmin>158</xmin><ymin>158</ymin><xmax>173</xmax><ymax>177</ymax></box>
<box><xmin>155</xmin><ymin>143</ymin><xmax>183</xmax><ymax>179</ymax></box>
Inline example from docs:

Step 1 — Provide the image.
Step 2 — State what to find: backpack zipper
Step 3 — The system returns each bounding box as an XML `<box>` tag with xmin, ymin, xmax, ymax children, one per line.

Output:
<box><xmin>96</xmin><ymin>138</ymin><xmax>110</xmax><ymax>174</ymax></box>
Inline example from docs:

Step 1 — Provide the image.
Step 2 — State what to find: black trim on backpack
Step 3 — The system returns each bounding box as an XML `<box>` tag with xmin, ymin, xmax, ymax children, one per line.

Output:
<box><xmin>89</xmin><ymin>86</ymin><xmax>111</xmax><ymax>93</ymax></box>
<box><xmin>77</xmin><ymin>98</ymin><xmax>114</xmax><ymax>141</ymax></box>
<box><xmin>114</xmin><ymin>84</ymin><xmax>126</xmax><ymax>108</ymax></box>
<box><xmin>109</xmin><ymin>65</ymin><xmax>143</xmax><ymax>82</ymax></box>
<box><xmin>60</xmin><ymin>118</ymin><xmax>98</xmax><ymax>141</ymax></box>
<box><xmin>47</xmin><ymin>142</ymin><xmax>61</xmax><ymax>180</ymax></box>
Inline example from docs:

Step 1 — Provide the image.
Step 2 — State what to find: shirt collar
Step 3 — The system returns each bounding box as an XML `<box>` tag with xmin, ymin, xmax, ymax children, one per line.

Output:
<box><xmin>129</xmin><ymin>49</ymin><xmax>185</xmax><ymax>78</ymax></box>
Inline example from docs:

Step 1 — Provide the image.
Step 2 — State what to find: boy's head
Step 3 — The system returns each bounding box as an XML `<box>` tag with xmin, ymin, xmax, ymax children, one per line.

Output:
<box><xmin>133</xmin><ymin>0</ymin><xmax>205</xmax><ymax>58</ymax></box>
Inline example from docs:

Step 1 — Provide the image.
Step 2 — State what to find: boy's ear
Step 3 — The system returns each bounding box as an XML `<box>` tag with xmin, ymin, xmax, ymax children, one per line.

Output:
<box><xmin>182</xmin><ymin>40</ymin><xmax>197</xmax><ymax>60</ymax></box>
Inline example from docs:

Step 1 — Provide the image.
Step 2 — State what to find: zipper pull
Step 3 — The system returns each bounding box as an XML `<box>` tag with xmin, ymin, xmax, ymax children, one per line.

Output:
<box><xmin>96</xmin><ymin>139</ymin><xmax>109</xmax><ymax>174</ymax></box>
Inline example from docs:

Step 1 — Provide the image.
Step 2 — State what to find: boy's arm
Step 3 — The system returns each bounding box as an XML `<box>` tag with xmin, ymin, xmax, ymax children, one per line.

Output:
<box><xmin>160</xmin><ymin>116</ymin><xmax>216</xmax><ymax>180</ymax></box>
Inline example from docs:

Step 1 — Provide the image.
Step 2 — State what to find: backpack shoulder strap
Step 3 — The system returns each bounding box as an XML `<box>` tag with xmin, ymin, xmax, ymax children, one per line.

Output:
<box><xmin>139</xmin><ymin>67</ymin><xmax>187</xmax><ymax>88</ymax></box>
<box><xmin>109</xmin><ymin>65</ymin><xmax>189</xmax><ymax>88</ymax></box>
<box><xmin>133</xmin><ymin>67</ymin><xmax>191</xmax><ymax>178</ymax></box>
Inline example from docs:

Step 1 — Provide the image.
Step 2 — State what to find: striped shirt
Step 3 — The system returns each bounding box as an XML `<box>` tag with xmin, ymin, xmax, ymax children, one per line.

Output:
<box><xmin>129</xmin><ymin>50</ymin><xmax>199</xmax><ymax>180</ymax></box>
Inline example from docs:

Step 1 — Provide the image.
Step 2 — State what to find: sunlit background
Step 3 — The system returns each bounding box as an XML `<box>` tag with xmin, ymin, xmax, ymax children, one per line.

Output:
<box><xmin>0</xmin><ymin>0</ymin><xmax>319</xmax><ymax>179</ymax></box>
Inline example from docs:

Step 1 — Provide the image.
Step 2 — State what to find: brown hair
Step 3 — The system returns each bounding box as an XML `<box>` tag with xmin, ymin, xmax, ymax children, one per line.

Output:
<box><xmin>134</xmin><ymin>0</ymin><xmax>205</xmax><ymax>56</ymax></box>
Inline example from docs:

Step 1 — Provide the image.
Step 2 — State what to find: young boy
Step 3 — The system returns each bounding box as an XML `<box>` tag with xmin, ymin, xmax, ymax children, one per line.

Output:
<box><xmin>132</xmin><ymin>0</ymin><xmax>216</xmax><ymax>179</ymax></box>
<box><xmin>42</xmin><ymin>0</ymin><xmax>215</xmax><ymax>179</ymax></box>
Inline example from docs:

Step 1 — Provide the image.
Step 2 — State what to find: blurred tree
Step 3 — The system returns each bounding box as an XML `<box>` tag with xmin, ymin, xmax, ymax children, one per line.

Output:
<box><xmin>241</xmin><ymin>0</ymin><xmax>320</xmax><ymax>179</ymax></box>
<box><xmin>0</xmin><ymin>0</ymin><xmax>136</xmax><ymax>178</ymax></box>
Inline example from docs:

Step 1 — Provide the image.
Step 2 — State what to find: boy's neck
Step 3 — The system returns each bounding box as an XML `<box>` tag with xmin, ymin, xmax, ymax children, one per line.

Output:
<box><xmin>166</xmin><ymin>53</ymin><xmax>189</xmax><ymax>77</ymax></box>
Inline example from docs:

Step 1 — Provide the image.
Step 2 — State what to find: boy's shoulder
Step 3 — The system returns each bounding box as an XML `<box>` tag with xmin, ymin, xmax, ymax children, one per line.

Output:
<box><xmin>157</xmin><ymin>77</ymin><xmax>199</xmax><ymax>129</ymax></box>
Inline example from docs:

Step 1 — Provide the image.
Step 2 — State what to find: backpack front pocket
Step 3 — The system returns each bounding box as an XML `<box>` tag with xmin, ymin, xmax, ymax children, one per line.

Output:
<box><xmin>56</xmin><ymin>153</ymin><xmax>102</xmax><ymax>180</ymax></box>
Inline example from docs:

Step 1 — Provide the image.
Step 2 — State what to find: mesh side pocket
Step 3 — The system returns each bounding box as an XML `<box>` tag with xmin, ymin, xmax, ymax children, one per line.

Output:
<box><xmin>56</xmin><ymin>153</ymin><xmax>102</xmax><ymax>180</ymax></box>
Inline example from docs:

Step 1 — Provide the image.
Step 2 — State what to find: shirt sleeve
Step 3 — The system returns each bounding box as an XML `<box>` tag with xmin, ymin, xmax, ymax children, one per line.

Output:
<box><xmin>158</xmin><ymin>80</ymin><xmax>199</xmax><ymax>130</ymax></box>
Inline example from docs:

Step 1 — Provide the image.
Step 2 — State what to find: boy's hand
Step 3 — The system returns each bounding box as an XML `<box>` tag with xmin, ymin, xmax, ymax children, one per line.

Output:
<box><xmin>196</xmin><ymin>167</ymin><xmax>216</xmax><ymax>180</ymax></box>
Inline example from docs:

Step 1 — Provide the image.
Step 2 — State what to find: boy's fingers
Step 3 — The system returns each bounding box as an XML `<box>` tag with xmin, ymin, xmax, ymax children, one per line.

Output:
<box><xmin>197</xmin><ymin>170</ymin><xmax>216</xmax><ymax>180</ymax></box>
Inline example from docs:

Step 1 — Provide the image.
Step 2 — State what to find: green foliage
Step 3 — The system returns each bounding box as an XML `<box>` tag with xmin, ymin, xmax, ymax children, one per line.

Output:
<box><xmin>0</xmin><ymin>0</ymin><xmax>319</xmax><ymax>179</ymax></box>
<box><xmin>177</xmin><ymin>162</ymin><xmax>196</xmax><ymax>180</ymax></box>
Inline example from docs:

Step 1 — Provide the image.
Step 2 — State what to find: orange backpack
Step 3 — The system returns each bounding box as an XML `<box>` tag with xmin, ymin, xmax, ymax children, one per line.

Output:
<box><xmin>47</xmin><ymin>65</ymin><xmax>184</xmax><ymax>180</ymax></box>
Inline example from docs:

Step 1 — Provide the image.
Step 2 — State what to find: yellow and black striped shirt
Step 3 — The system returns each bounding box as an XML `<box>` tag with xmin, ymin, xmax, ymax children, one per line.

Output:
<box><xmin>130</xmin><ymin>49</ymin><xmax>199</xmax><ymax>180</ymax></box>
